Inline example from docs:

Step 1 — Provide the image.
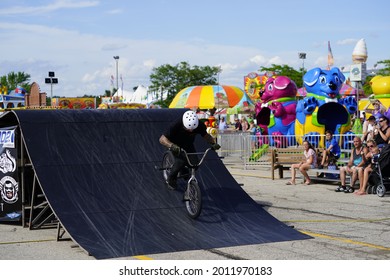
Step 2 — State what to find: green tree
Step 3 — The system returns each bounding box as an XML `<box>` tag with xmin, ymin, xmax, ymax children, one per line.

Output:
<box><xmin>363</xmin><ymin>59</ymin><xmax>390</xmax><ymax>96</ymax></box>
<box><xmin>0</xmin><ymin>71</ymin><xmax>31</xmax><ymax>93</ymax></box>
<box><xmin>149</xmin><ymin>62</ymin><xmax>220</xmax><ymax>107</ymax></box>
<box><xmin>259</xmin><ymin>64</ymin><xmax>305</xmax><ymax>88</ymax></box>
<box><xmin>374</xmin><ymin>59</ymin><xmax>390</xmax><ymax>76</ymax></box>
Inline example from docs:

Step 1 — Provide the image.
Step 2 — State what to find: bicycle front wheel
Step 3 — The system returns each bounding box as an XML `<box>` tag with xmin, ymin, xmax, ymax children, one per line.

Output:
<box><xmin>185</xmin><ymin>180</ymin><xmax>202</xmax><ymax>219</ymax></box>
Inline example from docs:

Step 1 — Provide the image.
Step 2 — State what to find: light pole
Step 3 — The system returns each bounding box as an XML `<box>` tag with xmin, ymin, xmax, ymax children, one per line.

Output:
<box><xmin>298</xmin><ymin>52</ymin><xmax>306</xmax><ymax>72</ymax></box>
<box><xmin>113</xmin><ymin>56</ymin><xmax>119</xmax><ymax>98</ymax></box>
<box><xmin>217</xmin><ymin>66</ymin><xmax>222</xmax><ymax>111</ymax></box>
<box><xmin>45</xmin><ymin>71</ymin><xmax>58</xmax><ymax>106</ymax></box>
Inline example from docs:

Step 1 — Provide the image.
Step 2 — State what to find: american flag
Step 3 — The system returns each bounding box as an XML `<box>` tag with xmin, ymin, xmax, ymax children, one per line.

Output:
<box><xmin>327</xmin><ymin>41</ymin><xmax>334</xmax><ymax>69</ymax></box>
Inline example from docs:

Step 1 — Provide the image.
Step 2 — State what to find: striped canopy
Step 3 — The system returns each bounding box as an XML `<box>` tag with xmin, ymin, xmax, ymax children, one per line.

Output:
<box><xmin>228</xmin><ymin>92</ymin><xmax>255</xmax><ymax>114</ymax></box>
<box><xmin>169</xmin><ymin>85</ymin><xmax>244</xmax><ymax>109</ymax></box>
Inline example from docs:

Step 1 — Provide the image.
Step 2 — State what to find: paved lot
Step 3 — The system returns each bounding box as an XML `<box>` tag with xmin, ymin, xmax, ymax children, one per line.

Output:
<box><xmin>0</xmin><ymin>162</ymin><xmax>389</xmax><ymax>260</ymax></box>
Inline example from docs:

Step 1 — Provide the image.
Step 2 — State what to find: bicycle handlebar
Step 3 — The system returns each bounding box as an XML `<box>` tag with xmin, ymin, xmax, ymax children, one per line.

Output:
<box><xmin>180</xmin><ymin>148</ymin><xmax>213</xmax><ymax>168</ymax></box>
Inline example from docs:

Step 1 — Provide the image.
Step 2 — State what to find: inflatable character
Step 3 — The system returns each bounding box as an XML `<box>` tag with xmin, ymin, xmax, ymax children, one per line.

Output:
<box><xmin>296</xmin><ymin>67</ymin><xmax>357</xmax><ymax>146</ymax></box>
<box><xmin>255</xmin><ymin>76</ymin><xmax>297</xmax><ymax>146</ymax></box>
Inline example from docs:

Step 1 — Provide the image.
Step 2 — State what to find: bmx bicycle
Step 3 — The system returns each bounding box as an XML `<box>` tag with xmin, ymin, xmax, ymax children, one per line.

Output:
<box><xmin>157</xmin><ymin>147</ymin><xmax>212</xmax><ymax>219</ymax></box>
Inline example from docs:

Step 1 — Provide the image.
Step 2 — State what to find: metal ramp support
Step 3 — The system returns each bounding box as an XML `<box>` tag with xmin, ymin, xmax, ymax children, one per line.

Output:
<box><xmin>19</xmin><ymin>131</ymin><xmax>58</xmax><ymax>230</ymax></box>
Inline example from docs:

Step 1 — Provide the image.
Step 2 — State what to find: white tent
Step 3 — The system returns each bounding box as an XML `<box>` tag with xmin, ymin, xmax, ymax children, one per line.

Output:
<box><xmin>113</xmin><ymin>85</ymin><xmax>161</xmax><ymax>107</ymax></box>
<box><xmin>113</xmin><ymin>88</ymin><xmax>133</xmax><ymax>103</ymax></box>
<box><xmin>129</xmin><ymin>85</ymin><xmax>155</xmax><ymax>105</ymax></box>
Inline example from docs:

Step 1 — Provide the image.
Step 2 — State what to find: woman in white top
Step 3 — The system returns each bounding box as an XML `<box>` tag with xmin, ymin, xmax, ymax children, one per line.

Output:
<box><xmin>218</xmin><ymin>117</ymin><xmax>228</xmax><ymax>131</ymax></box>
<box><xmin>362</xmin><ymin>115</ymin><xmax>376</xmax><ymax>142</ymax></box>
<box><xmin>286</xmin><ymin>140</ymin><xmax>317</xmax><ymax>185</ymax></box>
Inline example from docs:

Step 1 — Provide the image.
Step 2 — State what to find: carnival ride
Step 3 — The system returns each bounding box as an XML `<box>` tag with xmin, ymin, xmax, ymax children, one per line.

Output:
<box><xmin>295</xmin><ymin>67</ymin><xmax>357</xmax><ymax>146</ymax></box>
<box><xmin>0</xmin><ymin>85</ymin><xmax>26</xmax><ymax>109</ymax></box>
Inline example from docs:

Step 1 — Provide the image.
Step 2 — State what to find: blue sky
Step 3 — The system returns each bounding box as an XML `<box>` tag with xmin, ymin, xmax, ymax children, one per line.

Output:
<box><xmin>0</xmin><ymin>0</ymin><xmax>389</xmax><ymax>97</ymax></box>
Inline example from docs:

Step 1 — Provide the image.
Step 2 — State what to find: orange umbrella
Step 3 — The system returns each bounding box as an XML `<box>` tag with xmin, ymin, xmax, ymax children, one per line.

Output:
<box><xmin>169</xmin><ymin>85</ymin><xmax>244</xmax><ymax>109</ymax></box>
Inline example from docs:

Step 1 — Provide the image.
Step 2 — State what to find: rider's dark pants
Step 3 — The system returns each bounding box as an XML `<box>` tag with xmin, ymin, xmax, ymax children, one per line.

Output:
<box><xmin>169</xmin><ymin>151</ymin><xmax>198</xmax><ymax>181</ymax></box>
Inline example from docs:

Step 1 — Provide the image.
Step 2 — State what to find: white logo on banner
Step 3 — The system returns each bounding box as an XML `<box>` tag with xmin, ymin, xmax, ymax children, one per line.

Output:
<box><xmin>0</xmin><ymin>176</ymin><xmax>18</xmax><ymax>204</ymax></box>
<box><xmin>0</xmin><ymin>149</ymin><xmax>16</xmax><ymax>174</ymax></box>
<box><xmin>0</xmin><ymin>130</ymin><xmax>15</xmax><ymax>148</ymax></box>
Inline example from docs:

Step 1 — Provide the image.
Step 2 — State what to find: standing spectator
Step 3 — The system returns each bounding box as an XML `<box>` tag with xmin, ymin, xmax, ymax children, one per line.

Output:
<box><xmin>371</xmin><ymin>100</ymin><xmax>387</xmax><ymax>121</ymax></box>
<box><xmin>336</xmin><ymin>137</ymin><xmax>367</xmax><ymax>193</ymax></box>
<box><xmin>249</xmin><ymin>120</ymin><xmax>258</xmax><ymax>152</ymax></box>
<box><xmin>218</xmin><ymin>117</ymin><xmax>228</xmax><ymax>131</ymax></box>
<box><xmin>234</xmin><ymin>118</ymin><xmax>242</xmax><ymax>131</ymax></box>
<box><xmin>373</xmin><ymin>115</ymin><xmax>390</xmax><ymax>149</ymax></box>
<box><xmin>241</xmin><ymin>116</ymin><xmax>249</xmax><ymax>132</ymax></box>
<box><xmin>286</xmin><ymin>140</ymin><xmax>317</xmax><ymax>185</ymax></box>
<box><xmin>319</xmin><ymin>130</ymin><xmax>341</xmax><ymax>169</ymax></box>
<box><xmin>362</xmin><ymin>115</ymin><xmax>376</xmax><ymax>142</ymax></box>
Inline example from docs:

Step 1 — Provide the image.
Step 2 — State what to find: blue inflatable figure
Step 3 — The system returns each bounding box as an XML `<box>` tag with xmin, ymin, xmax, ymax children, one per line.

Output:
<box><xmin>295</xmin><ymin>67</ymin><xmax>357</xmax><ymax>142</ymax></box>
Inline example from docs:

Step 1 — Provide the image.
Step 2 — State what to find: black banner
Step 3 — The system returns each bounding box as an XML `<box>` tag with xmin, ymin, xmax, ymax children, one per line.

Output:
<box><xmin>0</xmin><ymin>126</ymin><xmax>21</xmax><ymax>222</ymax></box>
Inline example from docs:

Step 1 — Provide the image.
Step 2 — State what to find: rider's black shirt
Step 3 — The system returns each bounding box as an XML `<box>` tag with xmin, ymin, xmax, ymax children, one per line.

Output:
<box><xmin>163</xmin><ymin>118</ymin><xmax>207</xmax><ymax>152</ymax></box>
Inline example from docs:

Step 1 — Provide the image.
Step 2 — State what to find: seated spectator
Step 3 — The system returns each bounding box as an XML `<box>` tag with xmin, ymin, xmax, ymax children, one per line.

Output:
<box><xmin>335</xmin><ymin>137</ymin><xmax>368</xmax><ymax>193</ymax></box>
<box><xmin>319</xmin><ymin>130</ymin><xmax>341</xmax><ymax>169</ymax></box>
<box><xmin>371</xmin><ymin>100</ymin><xmax>387</xmax><ymax>121</ymax></box>
<box><xmin>354</xmin><ymin>140</ymin><xmax>380</xmax><ymax>195</ymax></box>
<box><xmin>373</xmin><ymin>115</ymin><xmax>390</xmax><ymax>149</ymax></box>
<box><xmin>286</xmin><ymin>140</ymin><xmax>317</xmax><ymax>185</ymax></box>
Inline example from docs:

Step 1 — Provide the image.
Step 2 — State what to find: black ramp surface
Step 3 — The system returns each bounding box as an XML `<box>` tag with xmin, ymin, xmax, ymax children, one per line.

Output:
<box><xmin>5</xmin><ymin>109</ymin><xmax>310</xmax><ymax>259</ymax></box>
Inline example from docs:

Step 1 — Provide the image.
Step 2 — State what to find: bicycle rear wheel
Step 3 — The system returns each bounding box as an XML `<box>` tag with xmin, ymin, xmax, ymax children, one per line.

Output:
<box><xmin>162</xmin><ymin>151</ymin><xmax>174</xmax><ymax>182</ymax></box>
<box><xmin>185</xmin><ymin>180</ymin><xmax>202</xmax><ymax>219</ymax></box>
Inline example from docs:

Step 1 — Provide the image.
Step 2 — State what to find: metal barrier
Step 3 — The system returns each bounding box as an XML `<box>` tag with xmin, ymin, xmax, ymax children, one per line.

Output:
<box><xmin>217</xmin><ymin>131</ymin><xmax>363</xmax><ymax>169</ymax></box>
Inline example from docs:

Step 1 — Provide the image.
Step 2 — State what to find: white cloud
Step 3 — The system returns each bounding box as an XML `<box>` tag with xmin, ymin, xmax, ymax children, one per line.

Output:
<box><xmin>0</xmin><ymin>0</ymin><xmax>99</xmax><ymax>15</ymax></box>
<box><xmin>337</xmin><ymin>38</ymin><xmax>358</xmax><ymax>45</ymax></box>
<box><xmin>249</xmin><ymin>55</ymin><xmax>267</xmax><ymax>65</ymax></box>
<box><xmin>143</xmin><ymin>59</ymin><xmax>156</xmax><ymax>68</ymax></box>
<box><xmin>101</xmin><ymin>43</ymin><xmax>128</xmax><ymax>51</ymax></box>
<box><xmin>0</xmin><ymin>11</ymin><xmax>384</xmax><ymax>97</ymax></box>
<box><xmin>268</xmin><ymin>56</ymin><xmax>283</xmax><ymax>65</ymax></box>
<box><xmin>106</xmin><ymin>9</ymin><xmax>123</xmax><ymax>14</ymax></box>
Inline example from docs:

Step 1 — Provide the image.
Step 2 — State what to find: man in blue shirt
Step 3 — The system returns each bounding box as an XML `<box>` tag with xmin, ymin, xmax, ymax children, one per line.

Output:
<box><xmin>319</xmin><ymin>130</ymin><xmax>341</xmax><ymax>169</ymax></box>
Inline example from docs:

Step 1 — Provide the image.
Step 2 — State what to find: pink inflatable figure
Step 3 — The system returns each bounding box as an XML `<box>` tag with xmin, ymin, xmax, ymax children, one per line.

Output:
<box><xmin>255</xmin><ymin>76</ymin><xmax>297</xmax><ymax>145</ymax></box>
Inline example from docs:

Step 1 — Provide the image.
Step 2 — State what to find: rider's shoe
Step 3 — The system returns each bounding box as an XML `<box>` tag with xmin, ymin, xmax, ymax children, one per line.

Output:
<box><xmin>166</xmin><ymin>177</ymin><xmax>177</xmax><ymax>190</ymax></box>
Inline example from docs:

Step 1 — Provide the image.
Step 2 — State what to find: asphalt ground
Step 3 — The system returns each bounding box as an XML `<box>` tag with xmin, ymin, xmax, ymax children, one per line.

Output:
<box><xmin>0</xmin><ymin>162</ymin><xmax>389</xmax><ymax>261</ymax></box>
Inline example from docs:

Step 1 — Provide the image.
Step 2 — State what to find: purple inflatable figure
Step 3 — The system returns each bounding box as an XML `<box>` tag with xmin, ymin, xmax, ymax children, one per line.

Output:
<box><xmin>255</xmin><ymin>76</ymin><xmax>297</xmax><ymax>144</ymax></box>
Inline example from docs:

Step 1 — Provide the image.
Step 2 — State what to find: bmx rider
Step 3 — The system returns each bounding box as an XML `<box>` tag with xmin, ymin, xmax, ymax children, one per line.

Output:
<box><xmin>159</xmin><ymin>110</ymin><xmax>220</xmax><ymax>189</ymax></box>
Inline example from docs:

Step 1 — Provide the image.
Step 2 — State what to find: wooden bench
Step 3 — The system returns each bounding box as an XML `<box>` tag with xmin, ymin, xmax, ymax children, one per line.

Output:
<box><xmin>271</xmin><ymin>147</ymin><xmax>352</xmax><ymax>182</ymax></box>
<box><xmin>271</xmin><ymin>148</ymin><xmax>304</xmax><ymax>180</ymax></box>
<box><xmin>309</xmin><ymin>148</ymin><xmax>353</xmax><ymax>183</ymax></box>
<box><xmin>308</xmin><ymin>168</ymin><xmax>342</xmax><ymax>183</ymax></box>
